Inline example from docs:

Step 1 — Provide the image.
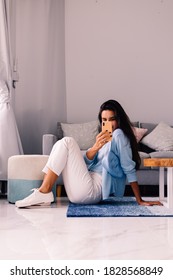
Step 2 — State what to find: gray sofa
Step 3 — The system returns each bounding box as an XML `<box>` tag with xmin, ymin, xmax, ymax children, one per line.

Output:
<box><xmin>42</xmin><ymin>121</ymin><xmax>173</xmax><ymax>189</ymax></box>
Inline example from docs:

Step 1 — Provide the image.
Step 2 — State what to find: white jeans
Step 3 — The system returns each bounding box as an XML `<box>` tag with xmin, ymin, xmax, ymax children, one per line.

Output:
<box><xmin>42</xmin><ymin>137</ymin><xmax>102</xmax><ymax>204</ymax></box>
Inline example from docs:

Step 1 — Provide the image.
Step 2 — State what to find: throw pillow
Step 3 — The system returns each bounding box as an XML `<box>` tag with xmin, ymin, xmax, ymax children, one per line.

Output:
<box><xmin>60</xmin><ymin>120</ymin><xmax>99</xmax><ymax>150</ymax></box>
<box><xmin>132</xmin><ymin>127</ymin><xmax>148</xmax><ymax>143</ymax></box>
<box><xmin>141</xmin><ymin>121</ymin><xmax>173</xmax><ymax>151</ymax></box>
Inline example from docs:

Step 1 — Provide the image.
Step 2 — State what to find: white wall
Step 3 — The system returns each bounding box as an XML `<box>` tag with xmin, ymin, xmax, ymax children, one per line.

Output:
<box><xmin>65</xmin><ymin>0</ymin><xmax>173</xmax><ymax>124</ymax></box>
<box><xmin>14</xmin><ymin>0</ymin><xmax>66</xmax><ymax>154</ymax></box>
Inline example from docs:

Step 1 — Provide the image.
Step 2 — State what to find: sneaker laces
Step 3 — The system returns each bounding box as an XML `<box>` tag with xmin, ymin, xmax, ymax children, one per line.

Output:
<box><xmin>30</xmin><ymin>188</ymin><xmax>38</xmax><ymax>192</ymax></box>
<box><xmin>26</xmin><ymin>188</ymin><xmax>39</xmax><ymax>198</ymax></box>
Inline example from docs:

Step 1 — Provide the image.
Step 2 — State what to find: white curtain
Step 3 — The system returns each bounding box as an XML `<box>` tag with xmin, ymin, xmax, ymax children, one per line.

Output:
<box><xmin>0</xmin><ymin>0</ymin><xmax>23</xmax><ymax>181</ymax></box>
<box><xmin>0</xmin><ymin>0</ymin><xmax>12</xmax><ymax>88</ymax></box>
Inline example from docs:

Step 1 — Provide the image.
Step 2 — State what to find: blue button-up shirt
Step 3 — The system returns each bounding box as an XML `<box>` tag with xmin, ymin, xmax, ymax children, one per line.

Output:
<box><xmin>84</xmin><ymin>129</ymin><xmax>137</xmax><ymax>200</ymax></box>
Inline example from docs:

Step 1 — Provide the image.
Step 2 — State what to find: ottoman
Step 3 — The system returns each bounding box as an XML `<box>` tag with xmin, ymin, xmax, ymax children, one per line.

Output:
<box><xmin>8</xmin><ymin>155</ymin><xmax>57</xmax><ymax>203</ymax></box>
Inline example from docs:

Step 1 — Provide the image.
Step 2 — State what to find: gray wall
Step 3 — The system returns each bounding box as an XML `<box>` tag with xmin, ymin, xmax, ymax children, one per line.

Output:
<box><xmin>14</xmin><ymin>0</ymin><xmax>66</xmax><ymax>154</ymax></box>
<box><xmin>14</xmin><ymin>0</ymin><xmax>173</xmax><ymax>154</ymax></box>
<box><xmin>65</xmin><ymin>0</ymin><xmax>173</xmax><ymax>123</ymax></box>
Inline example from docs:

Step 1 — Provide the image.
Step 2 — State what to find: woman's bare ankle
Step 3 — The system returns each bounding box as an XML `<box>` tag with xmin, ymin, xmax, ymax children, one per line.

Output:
<box><xmin>38</xmin><ymin>187</ymin><xmax>51</xmax><ymax>193</ymax></box>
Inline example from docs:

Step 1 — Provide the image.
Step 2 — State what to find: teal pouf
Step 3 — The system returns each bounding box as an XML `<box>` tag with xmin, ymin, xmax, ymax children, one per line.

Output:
<box><xmin>8</xmin><ymin>155</ymin><xmax>56</xmax><ymax>203</ymax></box>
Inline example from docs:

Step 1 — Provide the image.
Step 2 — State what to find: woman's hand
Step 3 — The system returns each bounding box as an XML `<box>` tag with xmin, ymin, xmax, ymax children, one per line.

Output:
<box><xmin>86</xmin><ymin>131</ymin><xmax>112</xmax><ymax>160</ymax></box>
<box><xmin>130</xmin><ymin>181</ymin><xmax>163</xmax><ymax>206</ymax></box>
<box><xmin>137</xmin><ymin>199</ymin><xmax>163</xmax><ymax>206</ymax></box>
<box><xmin>93</xmin><ymin>131</ymin><xmax>112</xmax><ymax>151</ymax></box>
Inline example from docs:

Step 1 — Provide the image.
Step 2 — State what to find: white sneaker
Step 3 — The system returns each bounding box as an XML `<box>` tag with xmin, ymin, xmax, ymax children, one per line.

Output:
<box><xmin>15</xmin><ymin>188</ymin><xmax>54</xmax><ymax>208</ymax></box>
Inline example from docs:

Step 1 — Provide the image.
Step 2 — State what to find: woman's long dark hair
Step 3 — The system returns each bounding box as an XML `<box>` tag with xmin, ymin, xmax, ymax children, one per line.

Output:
<box><xmin>98</xmin><ymin>99</ymin><xmax>141</xmax><ymax>170</ymax></box>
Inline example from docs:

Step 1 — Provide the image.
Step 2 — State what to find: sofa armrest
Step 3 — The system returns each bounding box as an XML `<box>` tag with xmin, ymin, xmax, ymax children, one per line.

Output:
<box><xmin>42</xmin><ymin>134</ymin><xmax>57</xmax><ymax>155</ymax></box>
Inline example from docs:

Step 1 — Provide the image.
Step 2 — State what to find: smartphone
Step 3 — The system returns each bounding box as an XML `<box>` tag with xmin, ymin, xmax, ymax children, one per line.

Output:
<box><xmin>102</xmin><ymin>121</ymin><xmax>112</xmax><ymax>141</ymax></box>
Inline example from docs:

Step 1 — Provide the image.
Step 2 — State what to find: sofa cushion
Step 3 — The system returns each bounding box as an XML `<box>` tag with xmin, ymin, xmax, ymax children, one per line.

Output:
<box><xmin>135</xmin><ymin>122</ymin><xmax>156</xmax><ymax>153</ymax></box>
<box><xmin>132</xmin><ymin>121</ymin><xmax>140</xmax><ymax>128</ymax></box>
<box><xmin>141</xmin><ymin>121</ymin><xmax>173</xmax><ymax>151</ymax></box>
<box><xmin>57</xmin><ymin>122</ymin><xmax>64</xmax><ymax>140</ymax></box>
<box><xmin>132</xmin><ymin>127</ymin><xmax>148</xmax><ymax>143</ymax></box>
<box><xmin>57</xmin><ymin>120</ymin><xmax>99</xmax><ymax>150</ymax></box>
<box><xmin>139</xmin><ymin>122</ymin><xmax>157</xmax><ymax>135</ymax></box>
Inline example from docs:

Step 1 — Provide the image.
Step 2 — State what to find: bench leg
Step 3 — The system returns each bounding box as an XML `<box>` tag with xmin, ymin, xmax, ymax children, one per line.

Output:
<box><xmin>159</xmin><ymin>167</ymin><xmax>164</xmax><ymax>201</ymax></box>
<box><xmin>56</xmin><ymin>185</ymin><xmax>62</xmax><ymax>197</ymax></box>
<box><xmin>167</xmin><ymin>167</ymin><xmax>173</xmax><ymax>209</ymax></box>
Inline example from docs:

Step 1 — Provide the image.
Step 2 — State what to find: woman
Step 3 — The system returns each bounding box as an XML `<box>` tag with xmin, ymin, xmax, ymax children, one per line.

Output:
<box><xmin>15</xmin><ymin>100</ymin><xmax>162</xmax><ymax>208</ymax></box>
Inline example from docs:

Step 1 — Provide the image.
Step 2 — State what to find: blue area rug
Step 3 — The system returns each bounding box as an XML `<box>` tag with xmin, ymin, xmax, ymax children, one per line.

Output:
<box><xmin>66</xmin><ymin>197</ymin><xmax>173</xmax><ymax>217</ymax></box>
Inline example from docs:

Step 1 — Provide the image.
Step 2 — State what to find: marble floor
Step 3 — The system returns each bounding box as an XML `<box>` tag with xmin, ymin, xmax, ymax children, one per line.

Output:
<box><xmin>0</xmin><ymin>197</ymin><xmax>173</xmax><ymax>260</ymax></box>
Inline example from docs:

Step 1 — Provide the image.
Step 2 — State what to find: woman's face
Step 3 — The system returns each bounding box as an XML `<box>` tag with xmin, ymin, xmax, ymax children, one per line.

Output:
<box><xmin>101</xmin><ymin>110</ymin><xmax>119</xmax><ymax>132</ymax></box>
